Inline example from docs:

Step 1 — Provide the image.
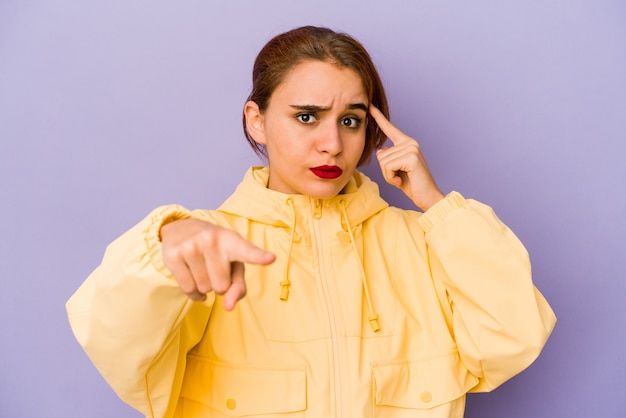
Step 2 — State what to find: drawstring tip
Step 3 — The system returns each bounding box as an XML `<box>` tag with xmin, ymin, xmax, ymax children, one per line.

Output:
<box><xmin>280</xmin><ymin>280</ymin><xmax>290</xmax><ymax>301</ymax></box>
<box><xmin>369</xmin><ymin>314</ymin><xmax>381</xmax><ymax>333</ymax></box>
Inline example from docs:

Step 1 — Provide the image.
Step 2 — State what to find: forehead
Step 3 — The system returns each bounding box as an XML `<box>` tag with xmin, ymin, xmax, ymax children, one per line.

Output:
<box><xmin>272</xmin><ymin>60</ymin><xmax>368</xmax><ymax>104</ymax></box>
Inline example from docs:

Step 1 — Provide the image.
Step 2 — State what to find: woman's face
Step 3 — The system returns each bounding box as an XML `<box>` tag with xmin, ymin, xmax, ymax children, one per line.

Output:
<box><xmin>245</xmin><ymin>60</ymin><xmax>368</xmax><ymax>199</ymax></box>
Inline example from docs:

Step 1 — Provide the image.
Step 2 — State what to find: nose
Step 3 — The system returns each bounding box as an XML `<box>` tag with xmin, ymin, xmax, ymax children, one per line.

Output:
<box><xmin>317</xmin><ymin>122</ymin><xmax>343</xmax><ymax>156</ymax></box>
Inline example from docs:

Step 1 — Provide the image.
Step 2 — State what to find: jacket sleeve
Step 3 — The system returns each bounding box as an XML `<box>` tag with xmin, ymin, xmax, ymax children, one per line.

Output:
<box><xmin>66</xmin><ymin>205</ymin><xmax>214</xmax><ymax>417</ymax></box>
<box><xmin>417</xmin><ymin>192</ymin><xmax>556</xmax><ymax>392</ymax></box>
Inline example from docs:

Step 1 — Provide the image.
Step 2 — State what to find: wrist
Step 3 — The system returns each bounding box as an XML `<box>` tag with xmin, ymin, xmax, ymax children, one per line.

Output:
<box><xmin>157</xmin><ymin>212</ymin><xmax>192</xmax><ymax>242</ymax></box>
<box><xmin>416</xmin><ymin>190</ymin><xmax>445</xmax><ymax>212</ymax></box>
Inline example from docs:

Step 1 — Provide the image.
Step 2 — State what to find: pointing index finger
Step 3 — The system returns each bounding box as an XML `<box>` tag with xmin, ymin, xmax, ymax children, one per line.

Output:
<box><xmin>225</xmin><ymin>232</ymin><xmax>276</xmax><ymax>266</ymax></box>
<box><xmin>369</xmin><ymin>105</ymin><xmax>408</xmax><ymax>145</ymax></box>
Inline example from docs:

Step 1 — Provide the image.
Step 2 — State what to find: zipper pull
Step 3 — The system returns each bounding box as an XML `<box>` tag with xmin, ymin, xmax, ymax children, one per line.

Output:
<box><xmin>280</xmin><ymin>279</ymin><xmax>290</xmax><ymax>301</ymax></box>
<box><xmin>369</xmin><ymin>314</ymin><xmax>381</xmax><ymax>333</ymax></box>
<box><xmin>313</xmin><ymin>199</ymin><xmax>322</xmax><ymax>219</ymax></box>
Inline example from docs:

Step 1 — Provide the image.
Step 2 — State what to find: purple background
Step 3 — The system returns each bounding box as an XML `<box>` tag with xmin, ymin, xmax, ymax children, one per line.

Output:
<box><xmin>1</xmin><ymin>1</ymin><xmax>625</xmax><ymax>417</ymax></box>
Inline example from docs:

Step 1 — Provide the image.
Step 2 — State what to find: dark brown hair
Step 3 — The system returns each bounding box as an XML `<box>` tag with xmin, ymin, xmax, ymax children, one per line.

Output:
<box><xmin>243</xmin><ymin>26</ymin><xmax>389</xmax><ymax>166</ymax></box>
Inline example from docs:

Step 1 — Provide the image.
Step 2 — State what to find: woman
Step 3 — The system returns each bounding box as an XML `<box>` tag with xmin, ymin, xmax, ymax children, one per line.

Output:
<box><xmin>67</xmin><ymin>26</ymin><xmax>556</xmax><ymax>417</ymax></box>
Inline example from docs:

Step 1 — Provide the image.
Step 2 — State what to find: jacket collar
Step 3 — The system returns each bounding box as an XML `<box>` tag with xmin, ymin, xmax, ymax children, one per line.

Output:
<box><xmin>217</xmin><ymin>166</ymin><xmax>389</xmax><ymax>227</ymax></box>
<box><xmin>217</xmin><ymin>166</ymin><xmax>387</xmax><ymax>333</ymax></box>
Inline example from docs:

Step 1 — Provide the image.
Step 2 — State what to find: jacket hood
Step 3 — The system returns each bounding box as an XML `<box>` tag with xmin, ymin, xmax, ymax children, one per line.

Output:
<box><xmin>218</xmin><ymin>166</ymin><xmax>389</xmax><ymax>227</ymax></box>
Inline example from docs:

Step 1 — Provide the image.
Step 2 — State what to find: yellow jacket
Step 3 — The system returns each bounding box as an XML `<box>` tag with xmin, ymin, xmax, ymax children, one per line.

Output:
<box><xmin>67</xmin><ymin>167</ymin><xmax>556</xmax><ymax>417</ymax></box>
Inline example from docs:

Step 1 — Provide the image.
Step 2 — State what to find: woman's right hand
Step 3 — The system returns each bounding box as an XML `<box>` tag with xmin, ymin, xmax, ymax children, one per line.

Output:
<box><xmin>160</xmin><ymin>219</ymin><xmax>276</xmax><ymax>310</ymax></box>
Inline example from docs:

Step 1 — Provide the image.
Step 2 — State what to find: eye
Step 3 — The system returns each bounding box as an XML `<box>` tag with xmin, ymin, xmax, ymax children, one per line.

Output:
<box><xmin>341</xmin><ymin>116</ymin><xmax>362</xmax><ymax>129</ymax></box>
<box><xmin>296</xmin><ymin>113</ymin><xmax>317</xmax><ymax>124</ymax></box>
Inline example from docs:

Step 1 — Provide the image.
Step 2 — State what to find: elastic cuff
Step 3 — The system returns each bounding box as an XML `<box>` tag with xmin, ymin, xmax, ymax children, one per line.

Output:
<box><xmin>144</xmin><ymin>205</ymin><xmax>193</xmax><ymax>277</ymax></box>
<box><xmin>418</xmin><ymin>191</ymin><xmax>467</xmax><ymax>233</ymax></box>
<box><xmin>158</xmin><ymin>212</ymin><xmax>192</xmax><ymax>241</ymax></box>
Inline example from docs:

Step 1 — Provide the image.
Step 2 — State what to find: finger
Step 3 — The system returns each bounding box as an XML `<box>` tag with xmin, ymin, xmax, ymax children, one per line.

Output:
<box><xmin>377</xmin><ymin>141</ymin><xmax>422</xmax><ymax>168</ymax></box>
<box><xmin>165</xmin><ymin>258</ymin><xmax>206</xmax><ymax>301</ymax></box>
<box><xmin>369</xmin><ymin>105</ymin><xmax>410</xmax><ymax>145</ymax></box>
<box><xmin>203</xmin><ymin>239</ymin><xmax>272</xmax><ymax>295</ymax></box>
<box><xmin>203</xmin><ymin>251</ymin><xmax>233</xmax><ymax>295</ymax></box>
<box><xmin>185</xmin><ymin>252</ymin><xmax>213</xmax><ymax>295</ymax></box>
<box><xmin>377</xmin><ymin>141</ymin><xmax>423</xmax><ymax>185</ymax></box>
<box><xmin>224</xmin><ymin>232</ymin><xmax>276</xmax><ymax>266</ymax></box>
<box><xmin>376</xmin><ymin>150</ymin><xmax>404</xmax><ymax>188</ymax></box>
<box><xmin>223</xmin><ymin>261</ymin><xmax>247</xmax><ymax>311</ymax></box>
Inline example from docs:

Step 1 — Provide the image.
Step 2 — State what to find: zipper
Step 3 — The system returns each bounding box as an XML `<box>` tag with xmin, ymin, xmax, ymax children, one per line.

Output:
<box><xmin>312</xmin><ymin>198</ymin><xmax>344</xmax><ymax>417</ymax></box>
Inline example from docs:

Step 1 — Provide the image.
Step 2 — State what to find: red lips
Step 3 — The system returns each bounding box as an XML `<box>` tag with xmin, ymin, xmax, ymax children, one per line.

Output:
<box><xmin>310</xmin><ymin>165</ymin><xmax>343</xmax><ymax>179</ymax></box>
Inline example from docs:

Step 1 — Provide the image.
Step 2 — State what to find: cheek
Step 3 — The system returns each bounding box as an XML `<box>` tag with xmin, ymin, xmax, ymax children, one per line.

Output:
<box><xmin>265</xmin><ymin>130</ymin><xmax>309</xmax><ymax>160</ymax></box>
<box><xmin>351</xmin><ymin>133</ymin><xmax>367</xmax><ymax>155</ymax></box>
<box><xmin>351</xmin><ymin>135</ymin><xmax>368</xmax><ymax>166</ymax></box>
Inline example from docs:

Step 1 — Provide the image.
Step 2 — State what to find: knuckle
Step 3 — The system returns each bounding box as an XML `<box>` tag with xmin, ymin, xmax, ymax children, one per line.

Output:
<box><xmin>211</xmin><ymin>279</ymin><xmax>230</xmax><ymax>294</ymax></box>
<box><xmin>162</xmin><ymin>246</ymin><xmax>181</xmax><ymax>263</ymax></box>
<box><xmin>164</xmin><ymin>241</ymin><xmax>200</xmax><ymax>263</ymax></box>
<box><xmin>177</xmin><ymin>280</ymin><xmax>196</xmax><ymax>295</ymax></box>
<box><xmin>407</xmin><ymin>141</ymin><xmax>420</xmax><ymax>150</ymax></box>
<box><xmin>196</xmin><ymin>281</ymin><xmax>212</xmax><ymax>294</ymax></box>
<box><xmin>179</xmin><ymin>239</ymin><xmax>200</xmax><ymax>255</ymax></box>
<box><xmin>198</xmin><ymin>228</ymin><xmax>219</xmax><ymax>249</ymax></box>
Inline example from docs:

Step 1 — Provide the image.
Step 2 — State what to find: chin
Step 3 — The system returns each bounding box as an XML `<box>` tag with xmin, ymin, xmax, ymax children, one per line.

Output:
<box><xmin>304</xmin><ymin>183</ymin><xmax>346</xmax><ymax>199</ymax></box>
<box><xmin>308</xmin><ymin>191</ymin><xmax>341</xmax><ymax>199</ymax></box>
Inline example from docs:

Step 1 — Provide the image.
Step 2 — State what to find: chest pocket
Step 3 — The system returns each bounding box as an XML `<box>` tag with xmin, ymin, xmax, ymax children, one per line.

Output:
<box><xmin>371</xmin><ymin>353</ymin><xmax>478</xmax><ymax>418</ymax></box>
<box><xmin>180</xmin><ymin>356</ymin><xmax>307</xmax><ymax>417</ymax></box>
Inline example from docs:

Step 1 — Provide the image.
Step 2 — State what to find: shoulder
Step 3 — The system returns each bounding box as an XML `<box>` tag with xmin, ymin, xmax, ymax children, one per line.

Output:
<box><xmin>363</xmin><ymin>205</ymin><xmax>426</xmax><ymax>239</ymax></box>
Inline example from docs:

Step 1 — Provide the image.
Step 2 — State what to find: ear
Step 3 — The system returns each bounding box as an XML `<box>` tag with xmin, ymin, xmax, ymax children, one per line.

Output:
<box><xmin>244</xmin><ymin>100</ymin><xmax>266</xmax><ymax>145</ymax></box>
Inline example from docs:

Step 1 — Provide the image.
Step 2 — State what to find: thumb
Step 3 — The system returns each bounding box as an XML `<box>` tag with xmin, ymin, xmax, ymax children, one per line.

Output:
<box><xmin>223</xmin><ymin>261</ymin><xmax>247</xmax><ymax>311</ymax></box>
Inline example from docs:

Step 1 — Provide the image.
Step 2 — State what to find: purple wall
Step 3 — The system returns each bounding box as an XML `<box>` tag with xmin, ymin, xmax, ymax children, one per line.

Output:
<box><xmin>1</xmin><ymin>1</ymin><xmax>624</xmax><ymax>416</ymax></box>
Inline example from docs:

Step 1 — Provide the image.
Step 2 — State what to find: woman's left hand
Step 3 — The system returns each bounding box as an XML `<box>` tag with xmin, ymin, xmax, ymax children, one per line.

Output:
<box><xmin>369</xmin><ymin>105</ymin><xmax>445</xmax><ymax>212</ymax></box>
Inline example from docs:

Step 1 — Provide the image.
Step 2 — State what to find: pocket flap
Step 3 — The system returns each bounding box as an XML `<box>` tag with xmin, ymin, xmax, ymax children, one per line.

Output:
<box><xmin>371</xmin><ymin>353</ymin><xmax>478</xmax><ymax>409</ymax></box>
<box><xmin>181</xmin><ymin>356</ymin><xmax>307</xmax><ymax>416</ymax></box>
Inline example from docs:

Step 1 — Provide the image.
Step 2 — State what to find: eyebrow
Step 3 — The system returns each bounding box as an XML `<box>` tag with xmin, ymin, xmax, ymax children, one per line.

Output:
<box><xmin>348</xmin><ymin>103</ymin><xmax>368</xmax><ymax>112</ymax></box>
<box><xmin>290</xmin><ymin>103</ymin><xmax>368</xmax><ymax>113</ymax></box>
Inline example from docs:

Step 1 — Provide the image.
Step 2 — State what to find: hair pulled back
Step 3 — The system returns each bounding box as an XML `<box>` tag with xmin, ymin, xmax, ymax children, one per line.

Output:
<box><xmin>243</xmin><ymin>26</ymin><xmax>389</xmax><ymax>166</ymax></box>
